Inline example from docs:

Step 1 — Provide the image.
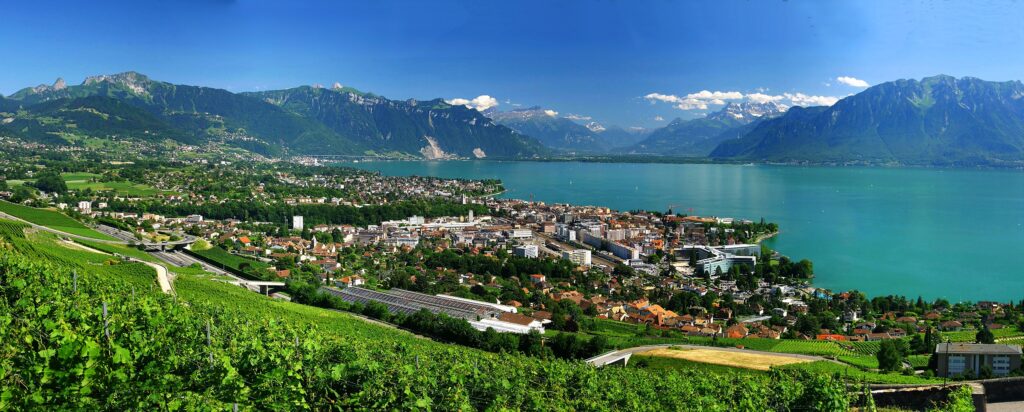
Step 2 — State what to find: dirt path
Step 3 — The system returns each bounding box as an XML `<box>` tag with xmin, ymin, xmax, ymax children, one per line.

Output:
<box><xmin>59</xmin><ymin>239</ymin><xmax>174</xmax><ymax>295</ymax></box>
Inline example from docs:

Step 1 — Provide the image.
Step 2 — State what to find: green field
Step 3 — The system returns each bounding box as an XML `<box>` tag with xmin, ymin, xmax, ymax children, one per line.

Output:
<box><xmin>0</xmin><ymin>200</ymin><xmax>118</xmax><ymax>241</ymax></box>
<box><xmin>8</xmin><ymin>172</ymin><xmax>169</xmax><ymax>196</ymax></box>
<box><xmin>189</xmin><ymin>246</ymin><xmax>272</xmax><ymax>277</ymax></box>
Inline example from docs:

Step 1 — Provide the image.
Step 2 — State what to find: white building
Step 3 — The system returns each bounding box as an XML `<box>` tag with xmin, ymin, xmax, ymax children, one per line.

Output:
<box><xmin>509</xmin><ymin>228</ymin><xmax>532</xmax><ymax>239</ymax></box>
<box><xmin>293</xmin><ymin>215</ymin><xmax>304</xmax><ymax>230</ymax></box>
<box><xmin>513</xmin><ymin>244</ymin><xmax>539</xmax><ymax>258</ymax></box>
<box><xmin>562</xmin><ymin>249</ymin><xmax>592</xmax><ymax>267</ymax></box>
<box><xmin>77</xmin><ymin>201</ymin><xmax>92</xmax><ymax>213</ymax></box>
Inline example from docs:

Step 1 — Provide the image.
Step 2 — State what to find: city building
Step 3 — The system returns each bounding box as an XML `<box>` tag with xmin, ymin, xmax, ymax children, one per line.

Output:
<box><xmin>562</xmin><ymin>249</ymin><xmax>592</xmax><ymax>266</ymax></box>
<box><xmin>934</xmin><ymin>343</ymin><xmax>1022</xmax><ymax>378</ymax></box>
<box><xmin>293</xmin><ymin>215</ymin><xmax>304</xmax><ymax>230</ymax></box>
<box><xmin>514</xmin><ymin>244</ymin><xmax>539</xmax><ymax>258</ymax></box>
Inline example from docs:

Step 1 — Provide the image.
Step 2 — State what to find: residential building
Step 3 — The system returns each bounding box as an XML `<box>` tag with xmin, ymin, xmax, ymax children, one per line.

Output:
<box><xmin>513</xmin><ymin>244</ymin><xmax>539</xmax><ymax>258</ymax></box>
<box><xmin>562</xmin><ymin>249</ymin><xmax>592</xmax><ymax>266</ymax></box>
<box><xmin>934</xmin><ymin>343</ymin><xmax>1022</xmax><ymax>378</ymax></box>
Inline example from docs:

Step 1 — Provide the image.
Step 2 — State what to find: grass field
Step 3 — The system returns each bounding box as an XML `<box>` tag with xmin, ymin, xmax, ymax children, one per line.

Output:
<box><xmin>907</xmin><ymin>354</ymin><xmax>932</xmax><ymax>369</ymax></box>
<box><xmin>838</xmin><ymin>355</ymin><xmax>880</xmax><ymax>370</ymax></box>
<box><xmin>631</xmin><ymin>354</ymin><xmax>765</xmax><ymax>375</ymax></box>
<box><xmin>638</xmin><ymin>347</ymin><xmax>811</xmax><ymax>371</ymax></box>
<box><xmin>0</xmin><ymin>201</ymin><xmax>118</xmax><ymax>241</ymax></box>
<box><xmin>8</xmin><ymin>172</ymin><xmax>169</xmax><ymax>196</ymax></box>
<box><xmin>190</xmin><ymin>246</ymin><xmax>272</xmax><ymax>276</ymax></box>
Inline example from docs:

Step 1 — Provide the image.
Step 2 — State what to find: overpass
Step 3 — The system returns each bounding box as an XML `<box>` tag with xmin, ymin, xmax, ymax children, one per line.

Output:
<box><xmin>95</xmin><ymin>224</ymin><xmax>197</xmax><ymax>251</ymax></box>
<box><xmin>230</xmin><ymin>280</ymin><xmax>287</xmax><ymax>296</ymax></box>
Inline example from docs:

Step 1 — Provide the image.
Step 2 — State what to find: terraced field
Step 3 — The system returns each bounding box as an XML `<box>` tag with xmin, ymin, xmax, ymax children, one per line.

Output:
<box><xmin>0</xmin><ymin>200</ymin><xmax>118</xmax><ymax>241</ymax></box>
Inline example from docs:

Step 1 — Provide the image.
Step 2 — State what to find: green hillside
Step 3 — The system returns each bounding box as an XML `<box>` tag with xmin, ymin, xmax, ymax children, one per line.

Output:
<box><xmin>0</xmin><ymin>218</ymin><xmax>854</xmax><ymax>410</ymax></box>
<box><xmin>0</xmin><ymin>200</ymin><xmax>118</xmax><ymax>241</ymax></box>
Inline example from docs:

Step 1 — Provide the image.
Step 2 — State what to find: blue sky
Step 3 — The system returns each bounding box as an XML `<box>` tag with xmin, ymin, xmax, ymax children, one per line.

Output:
<box><xmin>3</xmin><ymin>0</ymin><xmax>1023</xmax><ymax>127</ymax></box>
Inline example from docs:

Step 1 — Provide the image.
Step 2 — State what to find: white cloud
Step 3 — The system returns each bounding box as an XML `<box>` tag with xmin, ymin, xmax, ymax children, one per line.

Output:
<box><xmin>836</xmin><ymin>76</ymin><xmax>869</xmax><ymax>88</ymax></box>
<box><xmin>564</xmin><ymin>114</ymin><xmax>591</xmax><ymax>121</ymax></box>
<box><xmin>783</xmin><ymin>92</ymin><xmax>839</xmax><ymax>106</ymax></box>
<box><xmin>744</xmin><ymin>92</ymin><xmax>784</xmax><ymax>104</ymax></box>
<box><xmin>543</xmin><ymin>109</ymin><xmax>558</xmax><ymax>117</ymax></box>
<box><xmin>645</xmin><ymin>88</ymin><xmax>841</xmax><ymax>111</ymax></box>
<box><xmin>654</xmin><ymin>116</ymin><xmax>665</xmax><ymax>121</ymax></box>
<box><xmin>644</xmin><ymin>92</ymin><xmax>681</xmax><ymax>103</ymax></box>
<box><xmin>446</xmin><ymin>95</ymin><xmax>499</xmax><ymax>111</ymax></box>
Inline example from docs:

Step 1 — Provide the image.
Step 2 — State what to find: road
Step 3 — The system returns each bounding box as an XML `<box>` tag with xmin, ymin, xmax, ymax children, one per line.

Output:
<box><xmin>0</xmin><ymin>206</ymin><xmax>196</xmax><ymax>251</ymax></box>
<box><xmin>586</xmin><ymin>343</ymin><xmax>832</xmax><ymax>367</ymax></box>
<box><xmin>146</xmin><ymin>249</ymin><xmax>288</xmax><ymax>297</ymax></box>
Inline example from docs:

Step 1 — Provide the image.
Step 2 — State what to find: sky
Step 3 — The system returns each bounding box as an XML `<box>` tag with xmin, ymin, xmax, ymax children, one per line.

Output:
<box><xmin>3</xmin><ymin>0</ymin><xmax>1024</xmax><ymax>128</ymax></box>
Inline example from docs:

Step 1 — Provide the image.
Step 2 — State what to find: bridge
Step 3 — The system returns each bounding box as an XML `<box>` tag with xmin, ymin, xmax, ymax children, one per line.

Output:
<box><xmin>585</xmin><ymin>350</ymin><xmax>633</xmax><ymax>367</ymax></box>
<box><xmin>230</xmin><ymin>280</ymin><xmax>287</xmax><ymax>296</ymax></box>
<box><xmin>94</xmin><ymin>224</ymin><xmax>197</xmax><ymax>251</ymax></box>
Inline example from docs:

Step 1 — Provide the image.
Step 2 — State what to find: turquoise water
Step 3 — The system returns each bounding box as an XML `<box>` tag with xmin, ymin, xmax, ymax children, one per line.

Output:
<box><xmin>349</xmin><ymin>160</ymin><xmax>1024</xmax><ymax>302</ymax></box>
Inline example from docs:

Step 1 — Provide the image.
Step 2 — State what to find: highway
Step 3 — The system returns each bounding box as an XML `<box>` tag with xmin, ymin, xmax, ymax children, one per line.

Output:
<box><xmin>149</xmin><ymin>249</ymin><xmax>285</xmax><ymax>296</ymax></box>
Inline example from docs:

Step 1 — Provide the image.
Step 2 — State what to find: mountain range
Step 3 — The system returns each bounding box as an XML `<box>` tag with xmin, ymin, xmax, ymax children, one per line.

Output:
<box><xmin>3</xmin><ymin>73</ymin><xmax>1024</xmax><ymax>165</ymax></box>
<box><xmin>485</xmin><ymin>107</ymin><xmax>648</xmax><ymax>153</ymax></box>
<box><xmin>710</xmin><ymin>75</ymin><xmax>1024</xmax><ymax>165</ymax></box>
<box><xmin>0</xmin><ymin>72</ymin><xmax>547</xmax><ymax>158</ymax></box>
<box><xmin>625</xmin><ymin>101</ymin><xmax>787</xmax><ymax>156</ymax></box>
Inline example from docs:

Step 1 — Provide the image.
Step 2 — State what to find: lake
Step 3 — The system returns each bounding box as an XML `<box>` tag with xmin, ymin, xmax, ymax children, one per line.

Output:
<box><xmin>349</xmin><ymin>160</ymin><xmax>1024</xmax><ymax>302</ymax></box>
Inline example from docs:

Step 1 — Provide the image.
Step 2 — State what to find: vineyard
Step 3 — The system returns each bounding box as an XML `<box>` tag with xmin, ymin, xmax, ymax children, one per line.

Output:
<box><xmin>0</xmin><ymin>200</ymin><xmax>118</xmax><ymax>241</ymax></box>
<box><xmin>0</xmin><ymin>217</ymin><xmax>862</xmax><ymax>410</ymax></box>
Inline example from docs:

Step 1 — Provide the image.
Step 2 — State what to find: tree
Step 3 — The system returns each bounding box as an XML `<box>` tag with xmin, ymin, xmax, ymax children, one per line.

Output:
<box><xmin>10</xmin><ymin>186</ymin><xmax>36</xmax><ymax>203</ymax></box>
<box><xmin>877</xmin><ymin>339</ymin><xmax>906</xmax><ymax>372</ymax></box>
<box><xmin>31</xmin><ymin>172</ymin><xmax>67</xmax><ymax>194</ymax></box>
<box><xmin>976</xmin><ymin>326</ymin><xmax>995</xmax><ymax>344</ymax></box>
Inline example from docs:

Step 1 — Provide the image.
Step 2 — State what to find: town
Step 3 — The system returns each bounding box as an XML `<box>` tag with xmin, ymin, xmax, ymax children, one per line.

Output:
<box><xmin>2</xmin><ymin>149</ymin><xmax>1022</xmax><ymax>384</ymax></box>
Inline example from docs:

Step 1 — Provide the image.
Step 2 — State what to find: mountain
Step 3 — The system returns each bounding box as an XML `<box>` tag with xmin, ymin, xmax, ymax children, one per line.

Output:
<box><xmin>4</xmin><ymin>72</ymin><xmax>352</xmax><ymax>154</ymax></box>
<box><xmin>487</xmin><ymin>107</ymin><xmax>604</xmax><ymax>152</ymax></box>
<box><xmin>245</xmin><ymin>87</ymin><xmax>545</xmax><ymax>159</ymax></box>
<box><xmin>593</xmin><ymin>125</ymin><xmax>650</xmax><ymax>149</ymax></box>
<box><xmin>2</xmin><ymin>72</ymin><xmax>547</xmax><ymax>158</ymax></box>
<box><xmin>710</xmin><ymin>75</ymin><xmax>1024</xmax><ymax>165</ymax></box>
<box><xmin>0</xmin><ymin>95</ymin><xmax>189</xmax><ymax>145</ymax></box>
<box><xmin>626</xmin><ymin>102</ymin><xmax>786</xmax><ymax>156</ymax></box>
<box><xmin>487</xmin><ymin>107</ymin><xmax>647</xmax><ymax>152</ymax></box>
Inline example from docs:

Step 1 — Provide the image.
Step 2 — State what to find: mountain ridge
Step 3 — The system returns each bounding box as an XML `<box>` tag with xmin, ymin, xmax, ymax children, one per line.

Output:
<box><xmin>709</xmin><ymin>75</ymin><xmax>1024</xmax><ymax>165</ymax></box>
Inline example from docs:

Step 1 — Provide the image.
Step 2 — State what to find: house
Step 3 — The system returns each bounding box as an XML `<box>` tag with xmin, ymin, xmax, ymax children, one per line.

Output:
<box><xmin>495</xmin><ymin>312</ymin><xmax>545</xmax><ymax>333</ymax></box>
<box><xmin>935</xmin><ymin>343</ymin><xmax>1022</xmax><ymax>378</ymax></box>
<box><xmin>336</xmin><ymin>275</ymin><xmax>365</xmax><ymax>288</ymax></box>
<box><xmin>725</xmin><ymin>324</ymin><xmax>748</xmax><ymax>339</ymax></box>
<box><xmin>529</xmin><ymin>274</ymin><xmax>546</xmax><ymax>285</ymax></box>
<box><xmin>939</xmin><ymin>320</ymin><xmax>964</xmax><ymax>331</ymax></box>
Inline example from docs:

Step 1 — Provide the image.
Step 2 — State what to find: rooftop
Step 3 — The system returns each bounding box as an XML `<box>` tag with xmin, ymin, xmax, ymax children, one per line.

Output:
<box><xmin>935</xmin><ymin>343</ymin><xmax>1023</xmax><ymax>356</ymax></box>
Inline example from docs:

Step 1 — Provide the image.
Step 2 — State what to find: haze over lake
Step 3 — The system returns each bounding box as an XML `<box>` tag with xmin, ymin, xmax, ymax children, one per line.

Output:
<box><xmin>351</xmin><ymin>161</ymin><xmax>1024</xmax><ymax>302</ymax></box>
